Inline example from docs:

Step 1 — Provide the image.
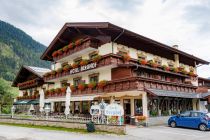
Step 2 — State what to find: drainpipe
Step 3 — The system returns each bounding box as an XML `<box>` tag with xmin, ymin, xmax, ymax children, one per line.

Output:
<box><xmin>112</xmin><ymin>29</ymin><xmax>125</xmax><ymax>54</ymax></box>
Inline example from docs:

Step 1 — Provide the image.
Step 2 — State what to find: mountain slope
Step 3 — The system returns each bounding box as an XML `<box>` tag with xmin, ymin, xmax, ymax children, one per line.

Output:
<box><xmin>0</xmin><ymin>20</ymin><xmax>50</xmax><ymax>81</ymax></box>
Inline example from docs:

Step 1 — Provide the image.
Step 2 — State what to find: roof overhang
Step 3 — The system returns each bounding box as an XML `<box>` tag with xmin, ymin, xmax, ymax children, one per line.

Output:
<box><xmin>146</xmin><ymin>88</ymin><xmax>201</xmax><ymax>99</ymax></box>
<box><xmin>41</xmin><ymin>22</ymin><xmax>209</xmax><ymax>66</ymax></box>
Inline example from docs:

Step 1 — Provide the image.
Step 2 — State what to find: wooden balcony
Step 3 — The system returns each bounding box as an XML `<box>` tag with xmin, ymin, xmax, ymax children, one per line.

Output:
<box><xmin>18</xmin><ymin>79</ymin><xmax>43</xmax><ymax>90</ymax></box>
<box><xmin>53</xmin><ymin>38</ymin><xmax>100</xmax><ymax>63</ymax></box>
<box><xmin>45</xmin><ymin>76</ymin><xmax>197</xmax><ymax>99</ymax></box>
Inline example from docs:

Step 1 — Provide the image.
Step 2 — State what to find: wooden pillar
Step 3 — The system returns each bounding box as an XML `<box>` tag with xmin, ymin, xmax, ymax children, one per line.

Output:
<box><xmin>131</xmin><ymin>98</ymin><xmax>135</xmax><ymax>116</ymax></box>
<box><xmin>80</xmin><ymin>101</ymin><xmax>82</xmax><ymax>113</ymax></box>
<box><xmin>142</xmin><ymin>92</ymin><xmax>148</xmax><ymax>117</ymax></box>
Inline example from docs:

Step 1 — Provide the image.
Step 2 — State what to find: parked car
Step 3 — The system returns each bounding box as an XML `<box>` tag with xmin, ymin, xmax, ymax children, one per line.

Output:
<box><xmin>168</xmin><ymin>111</ymin><xmax>210</xmax><ymax>131</ymax></box>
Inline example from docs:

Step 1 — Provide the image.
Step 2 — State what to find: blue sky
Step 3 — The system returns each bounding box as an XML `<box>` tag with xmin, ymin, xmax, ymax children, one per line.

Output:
<box><xmin>0</xmin><ymin>0</ymin><xmax>210</xmax><ymax>77</ymax></box>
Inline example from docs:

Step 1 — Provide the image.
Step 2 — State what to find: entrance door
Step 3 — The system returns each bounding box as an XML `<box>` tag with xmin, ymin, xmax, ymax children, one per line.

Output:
<box><xmin>124</xmin><ymin>99</ymin><xmax>131</xmax><ymax>124</ymax></box>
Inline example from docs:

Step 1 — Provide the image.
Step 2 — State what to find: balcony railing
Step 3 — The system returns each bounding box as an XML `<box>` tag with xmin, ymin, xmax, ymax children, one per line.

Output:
<box><xmin>18</xmin><ymin>79</ymin><xmax>43</xmax><ymax>90</ymax></box>
<box><xmin>52</xmin><ymin>38</ymin><xmax>100</xmax><ymax>62</ymax></box>
<box><xmin>45</xmin><ymin>76</ymin><xmax>197</xmax><ymax>99</ymax></box>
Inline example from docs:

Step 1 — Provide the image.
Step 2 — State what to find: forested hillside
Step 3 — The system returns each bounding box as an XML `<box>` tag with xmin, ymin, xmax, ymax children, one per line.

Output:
<box><xmin>0</xmin><ymin>20</ymin><xmax>50</xmax><ymax>81</ymax></box>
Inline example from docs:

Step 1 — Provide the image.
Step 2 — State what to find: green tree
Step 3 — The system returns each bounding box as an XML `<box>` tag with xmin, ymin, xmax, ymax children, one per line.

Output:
<box><xmin>0</xmin><ymin>78</ymin><xmax>18</xmax><ymax>114</ymax></box>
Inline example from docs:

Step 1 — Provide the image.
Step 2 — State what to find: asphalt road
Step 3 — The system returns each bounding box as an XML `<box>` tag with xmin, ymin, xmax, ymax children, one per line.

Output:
<box><xmin>0</xmin><ymin>125</ymin><xmax>210</xmax><ymax>140</ymax></box>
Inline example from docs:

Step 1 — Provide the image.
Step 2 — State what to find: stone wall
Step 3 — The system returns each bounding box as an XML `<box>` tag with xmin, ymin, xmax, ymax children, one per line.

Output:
<box><xmin>0</xmin><ymin>118</ymin><xmax>125</xmax><ymax>134</ymax></box>
<box><xmin>147</xmin><ymin>116</ymin><xmax>169</xmax><ymax>126</ymax></box>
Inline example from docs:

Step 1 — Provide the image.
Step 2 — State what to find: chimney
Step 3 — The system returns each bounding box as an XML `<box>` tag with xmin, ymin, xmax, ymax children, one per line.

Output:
<box><xmin>172</xmin><ymin>45</ymin><xmax>179</xmax><ymax>49</ymax></box>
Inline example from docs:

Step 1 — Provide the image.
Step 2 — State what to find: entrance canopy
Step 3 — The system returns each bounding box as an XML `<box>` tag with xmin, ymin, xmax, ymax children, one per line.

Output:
<box><xmin>146</xmin><ymin>88</ymin><xmax>200</xmax><ymax>98</ymax></box>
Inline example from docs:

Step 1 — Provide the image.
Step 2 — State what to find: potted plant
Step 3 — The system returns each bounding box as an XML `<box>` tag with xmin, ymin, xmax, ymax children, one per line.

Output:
<box><xmin>148</xmin><ymin>60</ymin><xmax>158</xmax><ymax>68</ymax></box>
<box><xmin>88</xmin><ymin>81</ymin><xmax>97</xmax><ymax>89</ymax></box>
<box><xmin>62</xmin><ymin>45</ymin><xmax>69</xmax><ymax>52</ymax></box>
<box><xmin>139</xmin><ymin>59</ymin><xmax>147</xmax><ymax>65</ymax></box>
<box><xmin>171</xmin><ymin>67</ymin><xmax>179</xmax><ymax>73</ymax></box>
<box><xmin>98</xmin><ymin>80</ymin><xmax>107</xmax><ymax>89</ymax></box>
<box><xmin>70</xmin><ymin>85</ymin><xmax>76</xmax><ymax>92</ymax></box>
<box><xmin>55</xmin><ymin>88</ymin><xmax>61</xmax><ymax>95</ymax></box>
<box><xmin>49</xmin><ymin>89</ymin><xmax>55</xmax><ymax>95</ymax></box>
<box><xmin>52</xmin><ymin>51</ymin><xmax>58</xmax><ymax>58</ymax></box>
<box><xmin>78</xmin><ymin>82</ymin><xmax>87</xmax><ymax>91</ymax></box>
<box><xmin>122</xmin><ymin>53</ymin><xmax>131</xmax><ymax>62</ymax></box>
<box><xmin>63</xmin><ymin>64</ymin><xmax>71</xmax><ymax>72</ymax></box>
<box><xmin>80</xmin><ymin>59</ymin><xmax>88</xmax><ymax>66</ymax></box>
<box><xmin>178</xmin><ymin>66</ymin><xmax>185</xmax><ymax>71</ymax></box>
<box><xmin>61</xmin><ymin>87</ymin><xmax>67</xmax><ymax>93</ymax></box>
<box><xmin>75</xmin><ymin>39</ymin><xmax>83</xmax><ymax>46</ymax></box>
<box><xmin>92</xmin><ymin>54</ymin><xmax>101</xmax><ymax>63</ymax></box>
<box><xmin>180</xmin><ymin>69</ymin><xmax>188</xmax><ymax>75</ymax></box>
<box><xmin>57</xmin><ymin>49</ymin><xmax>63</xmax><ymax>55</ymax></box>
<box><xmin>135</xmin><ymin>116</ymin><xmax>147</xmax><ymax>127</ymax></box>
<box><xmin>162</xmin><ymin>65</ymin><xmax>170</xmax><ymax>71</ymax></box>
<box><xmin>189</xmin><ymin>72</ymin><xmax>196</xmax><ymax>77</ymax></box>
<box><xmin>72</xmin><ymin>62</ymin><xmax>79</xmax><ymax>69</ymax></box>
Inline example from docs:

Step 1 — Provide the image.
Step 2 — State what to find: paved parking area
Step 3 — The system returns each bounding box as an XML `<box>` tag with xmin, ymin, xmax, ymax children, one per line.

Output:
<box><xmin>126</xmin><ymin>125</ymin><xmax>210</xmax><ymax>140</ymax></box>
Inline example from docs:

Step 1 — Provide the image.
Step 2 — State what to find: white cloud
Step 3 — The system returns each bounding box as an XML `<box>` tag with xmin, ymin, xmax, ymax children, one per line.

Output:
<box><xmin>0</xmin><ymin>0</ymin><xmax>210</xmax><ymax>77</ymax></box>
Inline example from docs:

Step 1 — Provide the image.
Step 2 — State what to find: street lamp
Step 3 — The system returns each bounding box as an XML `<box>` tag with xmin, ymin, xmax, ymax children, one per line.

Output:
<box><xmin>44</xmin><ymin>104</ymin><xmax>51</xmax><ymax>120</ymax></box>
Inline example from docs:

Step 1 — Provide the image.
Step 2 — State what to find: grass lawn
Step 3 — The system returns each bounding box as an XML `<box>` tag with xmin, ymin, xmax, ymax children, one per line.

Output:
<box><xmin>0</xmin><ymin>122</ymin><xmax>121</xmax><ymax>135</ymax></box>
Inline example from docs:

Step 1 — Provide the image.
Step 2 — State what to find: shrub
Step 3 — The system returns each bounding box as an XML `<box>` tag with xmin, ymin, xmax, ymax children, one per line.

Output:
<box><xmin>49</xmin><ymin>89</ymin><xmax>55</xmax><ymax>94</ymax></box>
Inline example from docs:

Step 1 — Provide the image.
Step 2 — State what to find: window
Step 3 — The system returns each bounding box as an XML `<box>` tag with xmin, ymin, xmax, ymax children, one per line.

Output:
<box><xmin>61</xmin><ymin>80</ymin><xmax>68</xmax><ymax>87</ymax></box>
<box><xmin>82</xmin><ymin>101</ymin><xmax>89</xmax><ymax>114</ymax></box>
<box><xmin>137</xmin><ymin>52</ymin><xmax>147</xmax><ymax>60</ymax></box>
<box><xmin>61</xmin><ymin>62</ymin><xmax>68</xmax><ymax>67</ymax></box>
<box><xmin>89</xmin><ymin>51</ymin><xmax>98</xmax><ymax>59</ymax></box>
<box><xmin>117</xmin><ymin>46</ymin><xmax>129</xmax><ymax>56</ymax></box>
<box><xmin>73</xmin><ymin>77</ymin><xmax>81</xmax><ymax>86</ymax></box>
<box><xmin>181</xmin><ymin>111</ymin><xmax>190</xmax><ymax>117</ymax></box>
<box><xmin>190</xmin><ymin>112</ymin><xmax>201</xmax><ymax>117</ymax></box>
<box><xmin>135</xmin><ymin>99</ymin><xmax>142</xmax><ymax>115</ymax></box>
<box><xmin>74</xmin><ymin>102</ymin><xmax>80</xmax><ymax>113</ymax></box>
<box><xmin>168</xmin><ymin>61</ymin><xmax>174</xmax><ymax>68</ymax></box>
<box><xmin>89</xmin><ymin>73</ymin><xmax>99</xmax><ymax>83</ymax></box>
<box><xmin>74</xmin><ymin>57</ymin><xmax>82</xmax><ymax>64</ymax></box>
<box><xmin>154</xmin><ymin>57</ymin><xmax>162</xmax><ymax>65</ymax></box>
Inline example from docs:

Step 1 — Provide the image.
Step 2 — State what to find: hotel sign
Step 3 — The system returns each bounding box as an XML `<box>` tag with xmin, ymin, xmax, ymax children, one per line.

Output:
<box><xmin>70</xmin><ymin>62</ymin><xmax>97</xmax><ymax>75</ymax></box>
<box><xmin>105</xmin><ymin>103</ymin><xmax>124</xmax><ymax>116</ymax></box>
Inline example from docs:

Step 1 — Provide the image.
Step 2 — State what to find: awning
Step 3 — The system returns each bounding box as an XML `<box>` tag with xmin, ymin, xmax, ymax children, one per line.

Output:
<box><xmin>146</xmin><ymin>88</ymin><xmax>200</xmax><ymax>98</ymax></box>
<box><xmin>98</xmin><ymin>91</ymin><xmax>145</xmax><ymax>98</ymax></box>
<box><xmin>13</xmin><ymin>100</ymin><xmax>39</xmax><ymax>105</ymax></box>
<box><xmin>201</xmin><ymin>92</ymin><xmax>210</xmax><ymax>98</ymax></box>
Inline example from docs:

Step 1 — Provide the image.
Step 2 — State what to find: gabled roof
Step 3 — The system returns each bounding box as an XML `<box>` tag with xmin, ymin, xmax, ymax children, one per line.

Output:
<box><xmin>41</xmin><ymin>22</ymin><xmax>209</xmax><ymax>66</ymax></box>
<box><xmin>12</xmin><ymin>65</ymin><xmax>51</xmax><ymax>87</ymax></box>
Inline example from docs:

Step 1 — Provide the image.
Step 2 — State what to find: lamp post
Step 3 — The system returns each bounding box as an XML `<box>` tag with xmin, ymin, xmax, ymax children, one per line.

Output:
<box><xmin>44</xmin><ymin>104</ymin><xmax>51</xmax><ymax>120</ymax></box>
<box><xmin>11</xmin><ymin>106</ymin><xmax>16</xmax><ymax>118</ymax></box>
